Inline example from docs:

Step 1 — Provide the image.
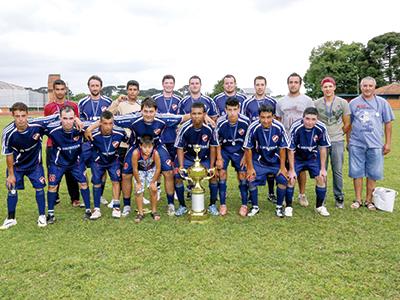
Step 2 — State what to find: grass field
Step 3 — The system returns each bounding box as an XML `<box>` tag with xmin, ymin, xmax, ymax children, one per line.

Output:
<box><xmin>0</xmin><ymin>113</ymin><xmax>399</xmax><ymax>299</ymax></box>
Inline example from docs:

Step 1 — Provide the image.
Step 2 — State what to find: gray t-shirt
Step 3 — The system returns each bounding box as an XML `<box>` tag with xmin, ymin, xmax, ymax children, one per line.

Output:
<box><xmin>276</xmin><ymin>94</ymin><xmax>314</xmax><ymax>132</ymax></box>
<box><xmin>314</xmin><ymin>96</ymin><xmax>350</xmax><ymax>142</ymax></box>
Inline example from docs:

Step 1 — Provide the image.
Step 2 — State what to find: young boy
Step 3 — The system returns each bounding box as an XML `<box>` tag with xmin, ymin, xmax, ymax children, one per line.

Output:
<box><xmin>132</xmin><ymin>135</ymin><xmax>161</xmax><ymax>223</ymax></box>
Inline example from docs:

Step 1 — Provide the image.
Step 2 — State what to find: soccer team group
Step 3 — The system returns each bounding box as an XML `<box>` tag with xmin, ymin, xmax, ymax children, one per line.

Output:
<box><xmin>0</xmin><ymin>72</ymin><xmax>395</xmax><ymax>229</ymax></box>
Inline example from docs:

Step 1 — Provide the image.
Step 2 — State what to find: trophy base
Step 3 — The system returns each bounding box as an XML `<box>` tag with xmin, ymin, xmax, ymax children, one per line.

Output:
<box><xmin>188</xmin><ymin>209</ymin><xmax>209</xmax><ymax>223</ymax></box>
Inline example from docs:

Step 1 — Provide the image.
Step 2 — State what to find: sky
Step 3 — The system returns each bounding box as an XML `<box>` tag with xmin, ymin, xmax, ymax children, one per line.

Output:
<box><xmin>0</xmin><ymin>0</ymin><xmax>399</xmax><ymax>96</ymax></box>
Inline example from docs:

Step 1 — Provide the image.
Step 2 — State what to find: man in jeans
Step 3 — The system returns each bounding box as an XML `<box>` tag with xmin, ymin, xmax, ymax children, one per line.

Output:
<box><xmin>314</xmin><ymin>77</ymin><xmax>350</xmax><ymax>208</ymax></box>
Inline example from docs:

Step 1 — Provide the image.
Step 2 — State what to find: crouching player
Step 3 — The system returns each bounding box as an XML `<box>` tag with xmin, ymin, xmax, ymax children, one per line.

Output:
<box><xmin>287</xmin><ymin>107</ymin><xmax>331</xmax><ymax>216</ymax></box>
<box><xmin>88</xmin><ymin>111</ymin><xmax>127</xmax><ymax>219</ymax></box>
<box><xmin>1</xmin><ymin>102</ymin><xmax>59</xmax><ymax>229</ymax></box>
<box><xmin>215</xmin><ymin>97</ymin><xmax>250</xmax><ymax>216</ymax></box>
<box><xmin>244</xmin><ymin>105</ymin><xmax>290</xmax><ymax>217</ymax></box>
<box><xmin>132</xmin><ymin>135</ymin><xmax>161</xmax><ymax>223</ymax></box>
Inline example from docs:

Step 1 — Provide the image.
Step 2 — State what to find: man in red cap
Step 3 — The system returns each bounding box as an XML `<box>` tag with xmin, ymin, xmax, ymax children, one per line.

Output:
<box><xmin>314</xmin><ymin>77</ymin><xmax>351</xmax><ymax>208</ymax></box>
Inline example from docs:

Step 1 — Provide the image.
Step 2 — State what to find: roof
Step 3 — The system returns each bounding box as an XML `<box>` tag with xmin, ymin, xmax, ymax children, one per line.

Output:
<box><xmin>375</xmin><ymin>83</ymin><xmax>400</xmax><ymax>95</ymax></box>
<box><xmin>0</xmin><ymin>81</ymin><xmax>25</xmax><ymax>90</ymax></box>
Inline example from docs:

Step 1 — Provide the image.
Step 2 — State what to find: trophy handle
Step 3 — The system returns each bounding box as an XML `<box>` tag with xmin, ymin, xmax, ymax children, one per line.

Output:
<box><xmin>202</xmin><ymin>167</ymin><xmax>216</xmax><ymax>181</ymax></box>
<box><xmin>179</xmin><ymin>168</ymin><xmax>194</xmax><ymax>183</ymax></box>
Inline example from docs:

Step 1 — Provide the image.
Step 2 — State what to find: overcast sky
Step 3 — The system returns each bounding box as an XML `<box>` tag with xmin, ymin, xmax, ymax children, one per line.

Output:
<box><xmin>0</xmin><ymin>0</ymin><xmax>399</xmax><ymax>96</ymax></box>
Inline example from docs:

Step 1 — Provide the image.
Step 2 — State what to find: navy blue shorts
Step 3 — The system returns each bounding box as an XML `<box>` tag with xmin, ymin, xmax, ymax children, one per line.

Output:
<box><xmin>252</xmin><ymin>160</ymin><xmax>280</xmax><ymax>186</ymax></box>
<box><xmin>48</xmin><ymin>161</ymin><xmax>87</xmax><ymax>186</ymax></box>
<box><xmin>81</xmin><ymin>142</ymin><xmax>93</xmax><ymax>167</ymax></box>
<box><xmin>91</xmin><ymin>160</ymin><xmax>121</xmax><ymax>184</ymax></box>
<box><xmin>7</xmin><ymin>164</ymin><xmax>46</xmax><ymax>190</ymax></box>
<box><xmin>221</xmin><ymin>149</ymin><xmax>246</xmax><ymax>172</ymax></box>
<box><xmin>295</xmin><ymin>158</ymin><xmax>320</xmax><ymax>178</ymax></box>
<box><xmin>164</xmin><ymin>143</ymin><xmax>177</xmax><ymax>161</ymax></box>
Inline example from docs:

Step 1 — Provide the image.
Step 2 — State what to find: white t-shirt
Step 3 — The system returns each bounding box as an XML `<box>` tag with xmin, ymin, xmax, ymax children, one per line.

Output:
<box><xmin>276</xmin><ymin>94</ymin><xmax>314</xmax><ymax>132</ymax></box>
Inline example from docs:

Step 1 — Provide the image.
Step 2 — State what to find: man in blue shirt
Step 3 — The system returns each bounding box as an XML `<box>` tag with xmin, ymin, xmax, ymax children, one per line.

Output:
<box><xmin>287</xmin><ymin>107</ymin><xmax>331</xmax><ymax>217</ymax></box>
<box><xmin>89</xmin><ymin>110</ymin><xmax>127</xmax><ymax>220</ymax></box>
<box><xmin>348</xmin><ymin>76</ymin><xmax>395</xmax><ymax>210</ymax></box>
<box><xmin>215</xmin><ymin>97</ymin><xmax>250</xmax><ymax>216</ymax></box>
<box><xmin>213</xmin><ymin>74</ymin><xmax>247</xmax><ymax>117</ymax></box>
<box><xmin>174</xmin><ymin>102</ymin><xmax>219</xmax><ymax>216</ymax></box>
<box><xmin>244</xmin><ymin>105</ymin><xmax>289</xmax><ymax>217</ymax></box>
<box><xmin>1</xmin><ymin>103</ymin><xmax>58</xmax><ymax>230</ymax></box>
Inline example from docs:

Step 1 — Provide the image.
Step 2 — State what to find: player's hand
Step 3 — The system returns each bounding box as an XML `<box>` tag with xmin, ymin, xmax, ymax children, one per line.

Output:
<box><xmin>135</xmin><ymin>183</ymin><xmax>143</xmax><ymax>194</ymax></box>
<box><xmin>288</xmin><ymin>170</ymin><xmax>297</xmax><ymax>181</ymax></box>
<box><xmin>216</xmin><ymin>158</ymin><xmax>223</xmax><ymax>170</ymax></box>
<box><xmin>319</xmin><ymin>168</ymin><xmax>327</xmax><ymax>179</ymax></box>
<box><xmin>117</xmin><ymin>95</ymin><xmax>128</xmax><ymax>102</ymax></box>
<box><xmin>240</xmin><ymin>156</ymin><xmax>247</xmax><ymax>169</ymax></box>
<box><xmin>278</xmin><ymin>167</ymin><xmax>288</xmax><ymax>179</ymax></box>
<box><xmin>149</xmin><ymin>181</ymin><xmax>157</xmax><ymax>190</ymax></box>
<box><xmin>383</xmin><ymin>143</ymin><xmax>391</xmax><ymax>155</ymax></box>
<box><xmin>6</xmin><ymin>175</ymin><xmax>16</xmax><ymax>190</ymax></box>
<box><xmin>74</xmin><ymin>118</ymin><xmax>84</xmax><ymax>131</ymax></box>
<box><xmin>204</xmin><ymin>115</ymin><xmax>216</xmax><ymax>128</ymax></box>
<box><xmin>84</xmin><ymin>128</ymin><xmax>94</xmax><ymax>141</ymax></box>
<box><xmin>246</xmin><ymin>168</ymin><xmax>256</xmax><ymax>181</ymax></box>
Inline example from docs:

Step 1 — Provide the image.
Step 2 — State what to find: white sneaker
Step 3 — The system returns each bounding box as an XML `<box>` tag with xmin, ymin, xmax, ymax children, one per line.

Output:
<box><xmin>247</xmin><ymin>206</ymin><xmax>260</xmax><ymax>217</ymax></box>
<box><xmin>167</xmin><ymin>204</ymin><xmax>175</xmax><ymax>216</ymax></box>
<box><xmin>107</xmin><ymin>199</ymin><xmax>114</xmax><ymax>209</ymax></box>
<box><xmin>143</xmin><ymin>198</ymin><xmax>150</xmax><ymax>205</ymax></box>
<box><xmin>0</xmin><ymin>218</ymin><xmax>17</xmax><ymax>230</ymax></box>
<box><xmin>315</xmin><ymin>206</ymin><xmax>330</xmax><ymax>217</ymax></box>
<box><xmin>157</xmin><ymin>188</ymin><xmax>161</xmax><ymax>201</ymax></box>
<box><xmin>284</xmin><ymin>207</ymin><xmax>293</xmax><ymax>217</ymax></box>
<box><xmin>37</xmin><ymin>215</ymin><xmax>47</xmax><ymax>227</ymax></box>
<box><xmin>174</xmin><ymin>192</ymin><xmax>178</xmax><ymax>201</ymax></box>
<box><xmin>298</xmin><ymin>194</ymin><xmax>309</xmax><ymax>207</ymax></box>
<box><xmin>112</xmin><ymin>208</ymin><xmax>121</xmax><ymax>219</ymax></box>
<box><xmin>122</xmin><ymin>206</ymin><xmax>131</xmax><ymax>217</ymax></box>
<box><xmin>100</xmin><ymin>196</ymin><xmax>108</xmax><ymax>205</ymax></box>
<box><xmin>90</xmin><ymin>209</ymin><xmax>102</xmax><ymax>220</ymax></box>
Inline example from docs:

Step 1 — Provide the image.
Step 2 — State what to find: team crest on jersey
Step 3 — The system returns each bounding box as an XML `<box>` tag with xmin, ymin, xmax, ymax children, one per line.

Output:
<box><xmin>101</xmin><ymin>106</ymin><xmax>107</xmax><ymax>112</ymax></box>
<box><xmin>154</xmin><ymin>128</ymin><xmax>161</xmax><ymax>135</ymax></box>
<box><xmin>202</xmin><ymin>134</ymin><xmax>208</xmax><ymax>142</ymax></box>
<box><xmin>39</xmin><ymin>176</ymin><xmax>46</xmax><ymax>184</ymax></box>
<box><xmin>272</xmin><ymin>135</ymin><xmax>279</xmax><ymax>143</ymax></box>
<box><xmin>313</xmin><ymin>135</ymin><xmax>319</xmax><ymax>142</ymax></box>
<box><xmin>124</xmin><ymin>162</ymin><xmax>129</xmax><ymax>170</ymax></box>
<box><xmin>238</xmin><ymin>128</ymin><xmax>245</xmax><ymax>136</ymax></box>
<box><xmin>32</xmin><ymin>133</ymin><xmax>40</xmax><ymax>140</ymax></box>
<box><xmin>73</xmin><ymin>136</ymin><xmax>80</xmax><ymax>141</ymax></box>
<box><xmin>172</xmin><ymin>104</ymin><xmax>178</xmax><ymax>111</ymax></box>
<box><xmin>116</xmin><ymin>169</ymin><xmax>121</xmax><ymax>177</ymax></box>
<box><xmin>48</xmin><ymin>174</ymin><xmax>56</xmax><ymax>183</ymax></box>
<box><xmin>112</xmin><ymin>141</ymin><xmax>120</xmax><ymax>148</ymax></box>
<box><xmin>166</xmin><ymin>159</ymin><xmax>172</xmax><ymax>166</ymax></box>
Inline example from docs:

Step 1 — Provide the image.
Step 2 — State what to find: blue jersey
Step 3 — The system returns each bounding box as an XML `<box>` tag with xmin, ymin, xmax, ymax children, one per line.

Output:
<box><xmin>78</xmin><ymin>95</ymin><xmax>112</xmax><ymax>121</ymax></box>
<box><xmin>153</xmin><ymin>93</ymin><xmax>182</xmax><ymax>144</ymax></box>
<box><xmin>213</xmin><ymin>92</ymin><xmax>247</xmax><ymax>117</ymax></box>
<box><xmin>178</xmin><ymin>94</ymin><xmax>219</xmax><ymax>118</ymax></box>
<box><xmin>241</xmin><ymin>96</ymin><xmax>277</xmax><ymax>122</ymax></box>
<box><xmin>90</xmin><ymin>126</ymin><xmax>127</xmax><ymax>166</ymax></box>
<box><xmin>174</xmin><ymin>120</ymin><xmax>218</xmax><ymax>161</ymax></box>
<box><xmin>288</xmin><ymin>119</ymin><xmax>331</xmax><ymax>161</ymax></box>
<box><xmin>244</xmin><ymin>119</ymin><xmax>289</xmax><ymax>166</ymax></box>
<box><xmin>2</xmin><ymin>115</ymin><xmax>59</xmax><ymax>170</ymax></box>
<box><xmin>215</xmin><ymin>114</ymin><xmax>250</xmax><ymax>154</ymax></box>
<box><xmin>45</xmin><ymin>122</ymin><xmax>86</xmax><ymax>167</ymax></box>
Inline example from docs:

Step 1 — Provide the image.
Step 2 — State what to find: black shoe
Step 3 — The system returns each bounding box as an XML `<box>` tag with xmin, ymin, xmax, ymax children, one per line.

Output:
<box><xmin>268</xmin><ymin>194</ymin><xmax>277</xmax><ymax>204</ymax></box>
<box><xmin>47</xmin><ymin>214</ymin><xmax>56</xmax><ymax>224</ymax></box>
<box><xmin>83</xmin><ymin>211</ymin><xmax>92</xmax><ymax>220</ymax></box>
<box><xmin>275</xmin><ymin>206</ymin><xmax>284</xmax><ymax>218</ymax></box>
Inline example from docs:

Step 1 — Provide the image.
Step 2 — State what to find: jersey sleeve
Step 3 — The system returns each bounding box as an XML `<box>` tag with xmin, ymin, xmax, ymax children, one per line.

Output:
<box><xmin>174</xmin><ymin>126</ymin><xmax>186</xmax><ymax>149</ymax></box>
<box><xmin>114</xmin><ymin>113</ymin><xmax>140</xmax><ymax>128</ymax></box>
<box><xmin>210</xmin><ymin>129</ymin><xmax>219</xmax><ymax>146</ymax></box>
<box><xmin>243</xmin><ymin>126</ymin><xmax>255</xmax><ymax>149</ymax></box>
<box><xmin>30</xmin><ymin>114</ymin><xmax>60</xmax><ymax>128</ymax></box>
<box><xmin>318</xmin><ymin>127</ymin><xmax>331</xmax><ymax>147</ymax></box>
<box><xmin>278</xmin><ymin>127</ymin><xmax>290</xmax><ymax>148</ymax></box>
<box><xmin>382</xmin><ymin>100</ymin><xmax>395</xmax><ymax>123</ymax></box>
<box><xmin>159</xmin><ymin>113</ymin><xmax>183</xmax><ymax>127</ymax></box>
<box><xmin>1</xmin><ymin>126</ymin><xmax>13</xmax><ymax>155</ymax></box>
<box><xmin>207</xmin><ymin>99</ymin><xmax>219</xmax><ymax>118</ymax></box>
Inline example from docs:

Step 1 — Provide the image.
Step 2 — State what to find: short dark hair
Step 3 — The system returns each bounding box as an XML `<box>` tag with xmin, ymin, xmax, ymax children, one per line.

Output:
<box><xmin>287</xmin><ymin>72</ymin><xmax>302</xmax><ymax>84</ymax></box>
<box><xmin>162</xmin><ymin>75</ymin><xmax>175</xmax><ymax>83</ymax></box>
<box><xmin>141</xmin><ymin>97</ymin><xmax>157</xmax><ymax>110</ymax></box>
<box><xmin>53</xmin><ymin>79</ymin><xmax>66</xmax><ymax>89</ymax></box>
<box><xmin>303</xmin><ymin>107</ymin><xmax>318</xmax><ymax>117</ymax></box>
<box><xmin>140</xmin><ymin>134</ymin><xmax>154</xmax><ymax>146</ymax></box>
<box><xmin>191</xmin><ymin>102</ymin><xmax>205</xmax><ymax>113</ymax></box>
<box><xmin>87</xmin><ymin>75</ymin><xmax>103</xmax><ymax>87</ymax></box>
<box><xmin>223</xmin><ymin>74</ymin><xmax>236</xmax><ymax>83</ymax></box>
<box><xmin>189</xmin><ymin>75</ymin><xmax>201</xmax><ymax>84</ymax></box>
<box><xmin>10</xmin><ymin>102</ymin><xmax>28</xmax><ymax>113</ymax></box>
<box><xmin>254</xmin><ymin>75</ymin><xmax>267</xmax><ymax>85</ymax></box>
<box><xmin>225</xmin><ymin>97</ymin><xmax>240</xmax><ymax>108</ymax></box>
<box><xmin>100</xmin><ymin>110</ymin><xmax>114</xmax><ymax>121</ymax></box>
<box><xmin>126</xmin><ymin>80</ymin><xmax>139</xmax><ymax>90</ymax></box>
<box><xmin>60</xmin><ymin>105</ymin><xmax>76</xmax><ymax>116</ymax></box>
<box><xmin>258</xmin><ymin>104</ymin><xmax>274</xmax><ymax>116</ymax></box>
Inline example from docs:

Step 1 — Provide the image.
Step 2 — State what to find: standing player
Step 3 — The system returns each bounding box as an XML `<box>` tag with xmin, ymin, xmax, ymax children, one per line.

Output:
<box><xmin>89</xmin><ymin>111</ymin><xmax>127</xmax><ymax>219</ymax></box>
<box><xmin>213</xmin><ymin>74</ymin><xmax>247</xmax><ymax>117</ymax></box>
<box><xmin>244</xmin><ymin>105</ymin><xmax>289</xmax><ymax>217</ymax></box>
<box><xmin>215</xmin><ymin>97</ymin><xmax>250</xmax><ymax>216</ymax></box>
<box><xmin>1</xmin><ymin>103</ymin><xmax>58</xmax><ymax>229</ymax></box>
<box><xmin>276</xmin><ymin>73</ymin><xmax>315</xmax><ymax>207</ymax></box>
<box><xmin>174</xmin><ymin>102</ymin><xmax>219</xmax><ymax>216</ymax></box>
<box><xmin>287</xmin><ymin>107</ymin><xmax>331</xmax><ymax>217</ymax></box>
<box><xmin>44</xmin><ymin>79</ymin><xmax>81</xmax><ymax>207</ymax></box>
<box><xmin>79</xmin><ymin>75</ymin><xmax>112</xmax><ymax>205</ymax></box>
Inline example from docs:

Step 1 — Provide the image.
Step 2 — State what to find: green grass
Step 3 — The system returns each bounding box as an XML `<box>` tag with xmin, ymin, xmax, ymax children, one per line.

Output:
<box><xmin>0</xmin><ymin>113</ymin><xmax>399</xmax><ymax>299</ymax></box>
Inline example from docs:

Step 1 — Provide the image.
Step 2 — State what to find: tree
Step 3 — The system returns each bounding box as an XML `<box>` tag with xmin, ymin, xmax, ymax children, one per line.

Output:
<box><xmin>208</xmin><ymin>78</ymin><xmax>224</xmax><ymax>99</ymax></box>
<box><xmin>364</xmin><ymin>32</ymin><xmax>400</xmax><ymax>85</ymax></box>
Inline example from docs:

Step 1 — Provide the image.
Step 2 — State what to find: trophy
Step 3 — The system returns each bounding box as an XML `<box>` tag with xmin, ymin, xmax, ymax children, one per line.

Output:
<box><xmin>179</xmin><ymin>145</ymin><xmax>216</xmax><ymax>223</ymax></box>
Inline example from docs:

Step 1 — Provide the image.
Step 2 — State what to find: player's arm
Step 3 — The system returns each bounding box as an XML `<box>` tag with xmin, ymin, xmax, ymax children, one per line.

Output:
<box><xmin>215</xmin><ymin>146</ymin><xmax>223</xmax><ymax>170</ymax></box>
<box><xmin>342</xmin><ymin>114</ymin><xmax>351</xmax><ymax>134</ymax></box>
<box><xmin>131</xmin><ymin>150</ymin><xmax>142</xmax><ymax>192</ymax></box>
<box><xmin>244</xmin><ymin>149</ymin><xmax>256</xmax><ymax>180</ymax></box>
<box><xmin>287</xmin><ymin>149</ymin><xmax>296</xmax><ymax>180</ymax></box>
<box><xmin>383</xmin><ymin>121</ymin><xmax>392</xmax><ymax>155</ymax></box>
<box><xmin>278</xmin><ymin>148</ymin><xmax>288</xmax><ymax>178</ymax></box>
<box><xmin>6</xmin><ymin>153</ymin><xmax>16</xmax><ymax>189</ymax></box>
<box><xmin>152</xmin><ymin>151</ymin><xmax>162</xmax><ymax>185</ymax></box>
<box><xmin>177</xmin><ymin>148</ymin><xmax>184</xmax><ymax>170</ymax></box>
<box><xmin>108</xmin><ymin>95</ymin><xmax>127</xmax><ymax>114</ymax></box>
<box><xmin>319</xmin><ymin>146</ymin><xmax>327</xmax><ymax>178</ymax></box>
<box><xmin>210</xmin><ymin>145</ymin><xmax>217</xmax><ymax>168</ymax></box>
<box><xmin>84</xmin><ymin>120</ymin><xmax>100</xmax><ymax>141</ymax></box>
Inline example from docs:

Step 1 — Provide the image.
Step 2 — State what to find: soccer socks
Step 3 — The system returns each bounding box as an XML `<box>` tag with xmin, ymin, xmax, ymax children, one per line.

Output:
<box><xmin>239</xmin><ymin>180</ymin><xmax>248</xmax><ymax>206</ymax></box>
<box><xmin>35</xmin><ymin>189</ymin><xmax>46</xmax><ymax>216</ymax></box>
<box><xmin>276</xmin><ymin>186</ymin><xmax>286</xmax><ymax>207</ymax></box>
<box><xmin>80</xmin><ymin>188</ymin><xmax>91</xmax><ymax>209</ymax></box>
<box><xmin>123</xmin><ymin>197</ymin><xmax>131</xmax><ymax>207</ymax></box>
<box><xmin>218</xmin><ymin>180</ymin><xmax>227</xmax><ymax>205</ymax></box>
<box><xmin>209</xmin><ymin>182</ymin><xmax>218</xmax><ymax>206</ymax></box>
<box><xmin>100</xmin><ymin>181</ymin><xmax>106</xmax><ymax>196</ymax></box>
<box><xmin>267</xmin><ymin>176</ymin><xmax>275</xmax><ymax>195</ymax></box>
<box><xmin>113</xmin><ymin>200</ymin><xmax>120</xmax><ymax>208</ymax></box>
<box><xmin>7</xmin><ymin>190</ymin><xmax>18</xmax><ymax>219</ymax></box>
<box><xmin>316</xmin><ymin>186</ymin><xmax>327</xmax><ymax>208</ymax></box>
<box><xmin>167</xmin><ymin>194</ymin><xmax>174</xmax><ymax>205</ymax></box>
<box><xmin>175</xmin><ymin>182</ymin><xmax>185</xmax><ymax>207</ymax></box>
<box><xmin>248</xmin><ymin>182</ymin><xmax>258</xmax><ymax>207</ymax></box>
<box><xmin>93</xmin><ymin>186</ymin><xmax>102</xmax><ymax>209</ymax></box>
<box><xmin>47</xmin><ymin>190</ymin><xmax>58</xmax><ymax>216</ymax></box>
<box><xmin>286</xmin><ymin>186</ymin><xmax>294</xmax><ymax>207</ymax></box>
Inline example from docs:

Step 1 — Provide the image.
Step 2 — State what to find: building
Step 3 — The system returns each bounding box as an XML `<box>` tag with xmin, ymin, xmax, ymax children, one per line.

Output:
<box><xmin>375</xmin><ymin>83</ymin><xmax>400</xmax><ymax>109</ymax></box>
<box><xmin>0</xmin><ymin>81</ymin><xmax>47</xmax><ymax>110</ymax></box>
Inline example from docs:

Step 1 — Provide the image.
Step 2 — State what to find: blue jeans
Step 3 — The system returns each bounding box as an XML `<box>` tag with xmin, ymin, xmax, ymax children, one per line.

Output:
<box><xmin>326</xmin><ymin>141</ymin><xmax>344</xmax><ymax>200</ymax></box>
